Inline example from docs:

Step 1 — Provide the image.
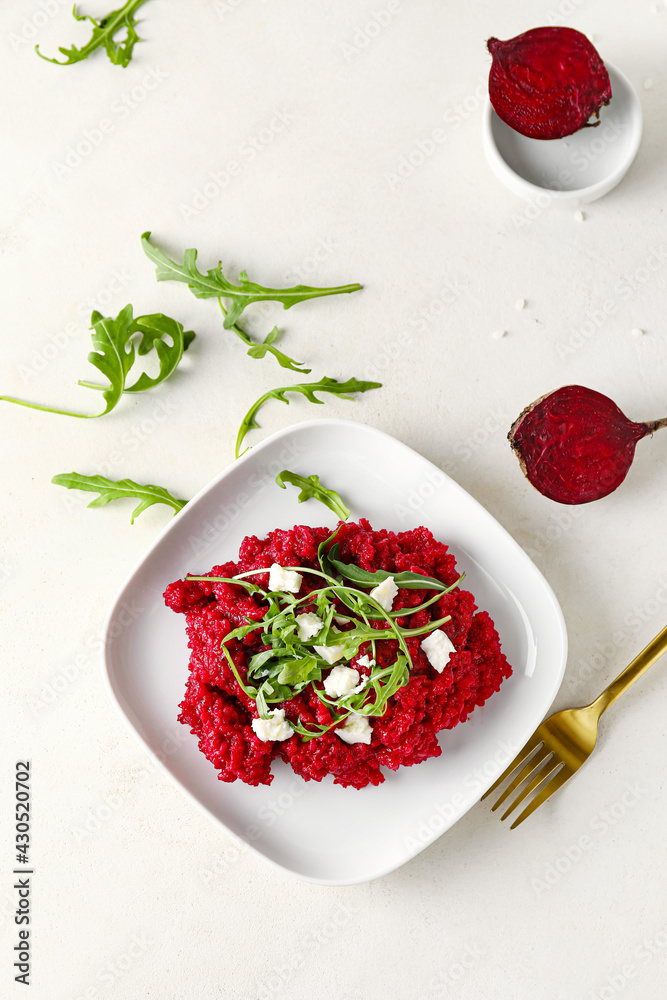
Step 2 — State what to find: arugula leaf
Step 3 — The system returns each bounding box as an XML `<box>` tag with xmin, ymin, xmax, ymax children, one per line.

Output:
<box><xmin>1</xmin><ymin>306</ymin><xmax>135</xmax><ymax>419</ymax></box>
<box><xmin>51</xmin><ymin>473</ymin><xmax>187</xmax><ymax>523</ymax></box>
<box><xmin>142</xmin><ymin>232</ymin><xmax>362</xmax><ymax>328</ymax></box>
<box><xmin>275</xmin><ymin>470</ymin><xmax>351</xmax><ymax>521</ymax></box>
<box><xmin>78</xmin><ymin>308</ymin><xmax>195</xmax><ymax>397</ymax></box>
<box><xmin>205</xmin><ymin>565</ymin><xmax>459</xmax><ymax>739</ymax></box>
<box><xmin>122</xmin><ymin>313</ymin><xmax>194</xmax><ymax>393</ymax></box>
<box><xmin>236</xmin><ymin>376</ymin><xmax>381</xmax><ymax>458</ymax></box>
<box><xmin>80</xmin><ymin>305</ymin><xmax>137</xmax><ymax>414</ymax></box>
<box><xmin>276</xmin><ymin>656</ymin><xmax>320</xmax><ymax>687</ymax></box>
<box><xmin>218</xmin><ymin>302</ymin><xmax>309</xmax><ymax>374</ymax></box>
<box><xmin>36</xmin><ymin>0</ymin><xmax>151</xmax><ymax>67</ymax></box>
<box><xmin>327</xmin><ymin>544</ymin><xmax>461</xmax><ymax>592</ymax></box>
<box><xmin>317</xmin><ymin>523</ymin><xmax>343</xmax><ymax>580</ymax></box>
<box><xmin>1</xmin><ymin>306</ymin><xmax>193</xmax><ymax>418</ymax></box>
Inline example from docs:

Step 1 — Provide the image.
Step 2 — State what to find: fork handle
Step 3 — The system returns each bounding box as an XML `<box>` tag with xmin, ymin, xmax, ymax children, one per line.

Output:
<box><xmin>589</xmin><ymin>623</ymin><xmax>667</xmax><ymax>716</ymax></box>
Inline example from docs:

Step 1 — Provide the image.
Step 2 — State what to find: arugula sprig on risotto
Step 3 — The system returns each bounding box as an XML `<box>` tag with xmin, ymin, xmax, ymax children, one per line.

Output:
<box><xmin>186</xmin><ymin>471</ymin><xmax>463</xmax><ymax>739</ymax></box>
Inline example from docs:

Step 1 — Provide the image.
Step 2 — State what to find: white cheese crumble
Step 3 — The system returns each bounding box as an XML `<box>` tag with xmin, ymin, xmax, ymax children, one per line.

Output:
<box><xmin>356</xmin><ymin>654</ymin><xmax>376</xmax><ymax>669</ymax></box>
<box><xmin>369</xmin><ymin>575</ymin><xmax>398</xmax><ymax>612</ymax></box>
<box><xmin>251</xmin><ymin>709</ymin><xmax>293</xmax><ymax>742</ymax></box>
<box><xmin>335</xmin><ymin>712</ymin><xmax>372</xmax><ymax>745</ymax></box>
<box><xmin>268</xmin><ymin>563</ymin><xmax>302</xmax><ymax>594</ymax></box>
<box><xmin>313</xmin><ymin>642</ymin><xmax>346</xmax><ymax>665</ymax></box>
<box><xmin>421</xmin><ymin>629</ymin><xmax>456</xmax><ymax>673</ymax></box>
<box><xmin>323</xmin><ymin>665</ymin><xmax>360</xmax><ymax>699</ymax></box>
<box><xmin>295</xmin><ymin>612</ymin><xmax>324</xmax><ymax>641</ymax></box>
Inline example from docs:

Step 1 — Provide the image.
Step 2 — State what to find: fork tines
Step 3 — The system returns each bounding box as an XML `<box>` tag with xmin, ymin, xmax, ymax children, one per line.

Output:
<box><xmin>481</xmin><ymin>733</ymin><xmax>571</xmax><ymax>829</ymax></box>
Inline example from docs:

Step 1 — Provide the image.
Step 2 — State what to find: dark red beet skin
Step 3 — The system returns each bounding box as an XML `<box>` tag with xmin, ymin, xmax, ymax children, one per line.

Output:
<box><xmin>488</xmin><ymin>27</ymin><xmax>612</xmax><ymax>140</ymax></box>
<box><xmin>509</xmin><ymin>385</ymin><xmax>667</xmax><ymax>504</ymax></box>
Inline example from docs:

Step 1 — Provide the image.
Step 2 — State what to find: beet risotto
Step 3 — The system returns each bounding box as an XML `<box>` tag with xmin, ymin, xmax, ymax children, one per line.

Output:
<box><xmin>164</xmin><ymin>520</ymin><xmax>512</xmax><ymax>789</ymax></box>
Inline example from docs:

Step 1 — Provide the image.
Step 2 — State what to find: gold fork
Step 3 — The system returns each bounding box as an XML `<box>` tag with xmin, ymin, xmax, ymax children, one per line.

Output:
<box><xmin>482</xmin><ymin>623</ymin><xmax>667</xmax><ymax>828</ymax></box>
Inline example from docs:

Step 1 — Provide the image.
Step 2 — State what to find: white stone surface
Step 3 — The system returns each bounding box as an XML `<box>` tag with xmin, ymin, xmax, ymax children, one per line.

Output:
<box><xmin>1</xmin><ymin>1</ymin><xmax>667</xmax><ymax>998</ymax></box>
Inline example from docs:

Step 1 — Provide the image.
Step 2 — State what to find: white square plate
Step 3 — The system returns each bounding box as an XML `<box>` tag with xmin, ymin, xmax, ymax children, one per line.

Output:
<box><xmin>102</xmin><ymin>419</ymin><xmax>567</xmax><ymax>885</ymax></box>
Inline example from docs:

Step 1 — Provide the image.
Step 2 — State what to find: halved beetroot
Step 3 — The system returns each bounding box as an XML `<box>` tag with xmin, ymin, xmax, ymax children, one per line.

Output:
<box><xmin>487</xmin><ymin>27</ymin><xmax>612</xmax><ymax>140</ymax></box>
<box><xmin>509</xmin><ymin>385</ymin><xmax>667</xmax><ymax>504</ymax></box>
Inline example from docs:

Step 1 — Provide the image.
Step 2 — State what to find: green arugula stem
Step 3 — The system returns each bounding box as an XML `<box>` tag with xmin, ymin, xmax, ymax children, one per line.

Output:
<box><xmin>199</xmin><ymin>564</ymin><xmax>453</xmax><ymax>738</ymax></box>
<box><xmin>217</xmin><ymin>301</ymin><xmax>310</xmax><ymax>374</ymax></box>
<box><xmin>0</xmin><ymin>395</ymin><xmax>93</xmax><ymax>418</ymax></box>
<box><xmin>231</xmin><ymin>566</ymin><xmax>340</xmax><ymax>586</ymax></box>
<box><xmin>1</xmin><ymin>307</ymin><xmax>193</xmax><ymax>420</ymax></box>
<box><xmin>235</xmin><ymin>376</ymin><xmax>381</xmax><ymax>458</ymax></box>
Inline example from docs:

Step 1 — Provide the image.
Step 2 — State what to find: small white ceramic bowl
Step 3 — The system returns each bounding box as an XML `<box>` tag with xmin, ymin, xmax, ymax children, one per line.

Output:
<box><xmin>482</xmin><ymin>62</ymin><xmax>643</xmax><ymax>207</ymax></box>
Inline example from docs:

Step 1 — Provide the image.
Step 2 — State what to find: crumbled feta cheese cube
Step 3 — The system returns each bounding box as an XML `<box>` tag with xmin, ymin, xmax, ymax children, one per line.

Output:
<box><xmin>369</xmin><ymin>575</ymin><xmax>398</xmax><ymax>612</ymax></box>
<box><xmin>268</xmin><ymin>563</ymin><xmax>302</xmax><ymax>594</ymax></box>
<box><xmin>313</xmin><ymin>642</ymin><xmax>346</xmax><ymax>665</ymax></box>
<box><xmin>335</xmin><ymin>713</ymin><xmax>372</xmax><ymax>745</ymax></box>
<box><xmin>421</xmin><ymin>629</ymin><xmax>456</xmax><ymax>673</ymax></box>
<box><xmin>350</xmin><ymin>677</ymin><xmax>368</xmax><ymax>695</ymax></box>
<box><xmin>323</xmin><ymin>665</ymin><xmax>360</xmax><ymax>699</ymax></box>
<box><xmin>251</xmin><ymin>709</ymin><xmax>293</xmax><ymax>742</ymax></box>
<box><xmin>295</xmin><ymin>612</ymin><xmax>324</xmax><ymax>641</ymax></box>
<box><xmin>355</xmin><ymin>654</ymin><xmax>376</xmax><ymax>669</ymax></box>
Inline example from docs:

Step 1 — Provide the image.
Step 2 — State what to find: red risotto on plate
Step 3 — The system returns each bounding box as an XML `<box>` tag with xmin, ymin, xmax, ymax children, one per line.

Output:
<box><xmin>164</xmin><ymin>519</ymin><xmax>512</xmax><ymax>789</ymax></box>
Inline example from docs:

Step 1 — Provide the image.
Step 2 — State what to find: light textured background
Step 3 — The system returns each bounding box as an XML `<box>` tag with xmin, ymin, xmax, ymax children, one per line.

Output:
<box><xmin>2</xmin><ymin>1</ymin><xmax>667</xmax><ymax>998</ymax></box>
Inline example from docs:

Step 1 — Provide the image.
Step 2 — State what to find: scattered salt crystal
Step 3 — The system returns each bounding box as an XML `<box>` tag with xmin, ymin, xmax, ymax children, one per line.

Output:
<box><xmin>574</xmin><ymin>209</ymin><xmax>585</xmax><ymax>222</ymax></box>
<box><xmin>492</xmin><ymin>329</ymin><xmax>507</xmax><ymax>339</ymax></box>
<box><xmin>515</xmin><ymin>298</ymin><xmax>526</xmax><ymax>311</ymax></box>
<box><xmin>631</xmin><ymin>327</ymin><xmax>645</xmax><ymax>337</ymax></box>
